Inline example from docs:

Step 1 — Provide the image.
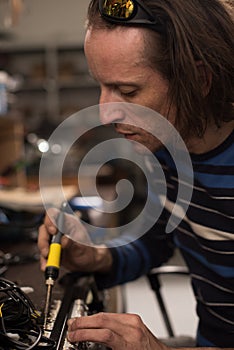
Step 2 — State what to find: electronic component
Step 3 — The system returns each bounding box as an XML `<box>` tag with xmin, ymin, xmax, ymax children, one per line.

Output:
<box><xmin>48</xmin><ymin>273</ymin><xmax>108</xmax><ymax>349</ymax></box>
<box><xmin>0</xmin><ymin>277</ymin><xmax>55</xmax><ymax>349</ymax></box>
<box><xmin>0</xmin><ymin>273</ymin><xmax>108</xmax><ymax>349</ymax></box>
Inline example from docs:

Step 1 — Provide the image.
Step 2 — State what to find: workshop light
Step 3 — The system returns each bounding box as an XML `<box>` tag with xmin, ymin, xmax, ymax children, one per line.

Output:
<box><xmin>37</xmin><ymin>139</ymin><xmax>49</xmax><ymax>153</ymax></box>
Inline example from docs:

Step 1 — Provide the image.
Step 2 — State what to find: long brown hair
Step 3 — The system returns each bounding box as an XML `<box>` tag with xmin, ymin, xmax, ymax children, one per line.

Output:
<box><xmin>87</xmin><ymin>0</ymin><xmax>234</xmax><ymax>138</ymax></box>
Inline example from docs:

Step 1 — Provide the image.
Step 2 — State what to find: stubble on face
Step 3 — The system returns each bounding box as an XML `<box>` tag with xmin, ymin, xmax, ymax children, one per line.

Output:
<box><xmin>84</xmin><ymin>26</ymin><xmax>176</xmax><ymax>153</ymax></box>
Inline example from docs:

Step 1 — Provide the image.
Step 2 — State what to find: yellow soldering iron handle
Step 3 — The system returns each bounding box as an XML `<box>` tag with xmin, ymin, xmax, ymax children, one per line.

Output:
<box><xmin>46</xmin><ymin>242</ymin><xmax>62</xmax><ymax>269</ymax></box>
<box><xmin>45</xmin><ymin>201</ymin><xmax>67</xmax><ymax>282</ymax></box>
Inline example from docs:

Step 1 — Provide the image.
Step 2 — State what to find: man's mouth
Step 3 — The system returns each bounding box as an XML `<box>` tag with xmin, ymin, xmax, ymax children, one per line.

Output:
<box><xmin>115</xmin><ymin>125</ymin><xmax>137</xmax><ymax>138</ymax></box>
<box><xmin>124</xmin><ymin>133</ymin><xmax>138</xmax><ymax>141</ymax></box>
<box><xmin>116</xmin><ymin>129</ymin><xmax>137</xmax><ymax>139</ymax></box>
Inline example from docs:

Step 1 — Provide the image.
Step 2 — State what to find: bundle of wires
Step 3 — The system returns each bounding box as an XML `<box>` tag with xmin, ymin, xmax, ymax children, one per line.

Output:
<box><xmin>0</xmin><ymin>277</ymin><xmax>55</xmax><ymax>350</ymax></box>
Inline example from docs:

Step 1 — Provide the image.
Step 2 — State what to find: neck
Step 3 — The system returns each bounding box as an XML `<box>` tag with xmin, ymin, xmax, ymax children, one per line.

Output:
<box><xmin>186</xmin><ymin>120</ymin><xmax>234</xmax><ymax>154</ymax></box>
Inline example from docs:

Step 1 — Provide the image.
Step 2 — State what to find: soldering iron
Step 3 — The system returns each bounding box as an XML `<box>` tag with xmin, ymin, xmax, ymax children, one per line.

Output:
<box><xmin>43</xmin><ymin>201</ymin><xmax>67</xmax><ymax>330</ymax></box>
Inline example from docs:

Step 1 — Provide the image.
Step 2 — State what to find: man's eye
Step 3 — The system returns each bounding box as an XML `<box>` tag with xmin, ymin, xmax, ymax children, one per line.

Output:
<box><xmin>120</xmin><ymin>90</ymin><xmax>137</xmax><ymax>97</ymax></box>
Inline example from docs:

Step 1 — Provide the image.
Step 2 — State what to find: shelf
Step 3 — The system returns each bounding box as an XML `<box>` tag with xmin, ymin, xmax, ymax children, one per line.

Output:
<box><xmin>15</xmin><ymin>83</ymin><xmax>48</xmax><ymax>93</ymax></box>
<box><xmin>0</xmin><ymin>44</ymin><xmax>100</xmax><ymax>128</ymax></box>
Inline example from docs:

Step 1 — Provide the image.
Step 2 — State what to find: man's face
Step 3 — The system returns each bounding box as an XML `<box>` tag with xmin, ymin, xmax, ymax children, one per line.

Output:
<box><xmin>84</xmin><ymin>26</ymin><xmax>176</xmax><ymax>152</ymax></box>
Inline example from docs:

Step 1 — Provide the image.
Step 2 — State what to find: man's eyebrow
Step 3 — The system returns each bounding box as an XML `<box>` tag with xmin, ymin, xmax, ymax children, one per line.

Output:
<box><xmin>88</xmin><ymin>74</ymin><xmax>139</xmax><ymax>87</ymax></box>
<box><xmin>108</xmin><ymin>81</ymin><xmax>139</xmax><ymax>86</ymax></box>
<box><xmin>88</xmin><ymin>67</ymin><xmax>143</xmax><ymax>87</ymax></box>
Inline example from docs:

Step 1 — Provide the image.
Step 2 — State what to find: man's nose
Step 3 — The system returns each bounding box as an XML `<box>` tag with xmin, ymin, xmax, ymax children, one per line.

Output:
<box><xmin>99</xmin><ymin>103</ymin><xmax>126</xmax><ymax>125</ymax></box>
<box><xmin>99</xmin><ymin>88</ymin><xmax>125</xmax><ymax>125</ymax></box>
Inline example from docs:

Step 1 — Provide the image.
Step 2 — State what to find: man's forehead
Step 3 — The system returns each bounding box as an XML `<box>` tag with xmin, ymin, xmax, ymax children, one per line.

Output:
<box><xmin>85</xmin><ymin>26</ymin><xmax>150</xmax><ymax>63</ymax></box>
<box><xmin>85</xmin><ymin>25</ymin><xmax>145</xmax><ymax>44</ymax></box>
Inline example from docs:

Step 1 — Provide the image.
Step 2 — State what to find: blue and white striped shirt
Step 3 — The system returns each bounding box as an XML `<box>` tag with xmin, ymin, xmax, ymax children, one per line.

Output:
<box><xmin>96</xmin><ymin>130</ymin><xmax>234</xmax><ymax>347</ymax></box>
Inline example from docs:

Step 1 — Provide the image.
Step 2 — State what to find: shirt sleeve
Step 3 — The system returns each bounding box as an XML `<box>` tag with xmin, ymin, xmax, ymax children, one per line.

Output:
<box><xmin>95</xmin><ymin>220</ymin><xmax>175</xmax><ymax>289</ymax></box>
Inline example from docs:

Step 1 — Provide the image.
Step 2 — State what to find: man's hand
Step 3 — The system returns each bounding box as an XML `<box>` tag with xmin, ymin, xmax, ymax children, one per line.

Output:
<box><xmin>67</xmin><ymin>312</ymin><xmax>168</xmax><ymax>350</ymax></box>
<box><xmin>37</xmin><ymin>207</ymin><xmax>113</xmax><ymax>273</ymax></box>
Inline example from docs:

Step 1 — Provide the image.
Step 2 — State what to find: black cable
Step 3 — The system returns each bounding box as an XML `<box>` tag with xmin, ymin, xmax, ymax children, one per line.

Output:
<box><xmin>0</xmin><ymin>277</ymin><xmax>56</xmax><ymax>350</ymax></box>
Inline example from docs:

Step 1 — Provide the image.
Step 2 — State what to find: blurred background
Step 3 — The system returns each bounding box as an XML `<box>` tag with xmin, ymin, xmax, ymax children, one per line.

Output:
<box><xmin>0</xmin><ymin>0</ymin><xmax>104</xmax><ymax>187</ymax></box>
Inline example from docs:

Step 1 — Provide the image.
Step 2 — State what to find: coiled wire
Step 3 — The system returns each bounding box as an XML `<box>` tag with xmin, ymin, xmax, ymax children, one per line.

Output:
<box><xmin>0</xmin><ymin>277</ymin><xmax>55</xmax><ymax>350</ymax></box>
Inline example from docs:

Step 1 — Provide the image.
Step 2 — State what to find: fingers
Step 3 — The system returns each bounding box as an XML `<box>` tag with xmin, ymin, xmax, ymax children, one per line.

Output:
<box><xmin>37</xmin><ymin>208</ymin><xmax>58</xmax><ymax>246</ymax></box>
<box><xmin>67</xmin><ymin>312</ymin><xmax>150</xmax><ymax>349</ymax></box>
<box><xmin>68</xmin><ymin>328</ymin><xmax>122</xmax><ymax>348</ymax></box>
<box><xmin>37</xmin><ymin>224</ymin><xmax>50</xmax><ymax>258</ymax></box>
<box><xmin>63</xmin><ymin>212</ymin><xmax>92</xmax><ymax>245</ymax></box>
<box><xmin>44</xmin><ymin>207</ymin><xmax>91</xmax><ymax>245</ymax></box>
<box><xmin>67</xmin><ymin>313</ymin><xmax>123</xmax><ymax>348</ymax></box>
<box><xmin>44</xmin><ymin>207</ymin><xmax>60</xmax><ymax>234</ymax></box>
<box><xmin>37</xmin><ymin>207</ymin><xmax>92</xmax><ymax>272</ymax></box>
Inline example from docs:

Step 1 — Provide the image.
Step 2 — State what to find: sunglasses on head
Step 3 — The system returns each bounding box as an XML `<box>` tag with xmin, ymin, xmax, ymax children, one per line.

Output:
<box><xmin>99</xmin><ymin>0</ymin><xmax>164</xmax><ymax>33</ymax></box>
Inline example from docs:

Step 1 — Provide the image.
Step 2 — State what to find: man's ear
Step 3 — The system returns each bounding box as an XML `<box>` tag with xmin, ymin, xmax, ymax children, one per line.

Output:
<box><xmin>196</xmin><ymin>61</ymin><xmax>212</xmax><ymax>97</ymax></box>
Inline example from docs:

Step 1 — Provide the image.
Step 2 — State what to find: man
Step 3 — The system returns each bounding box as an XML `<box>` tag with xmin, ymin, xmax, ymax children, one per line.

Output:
<box><xmin>38</xmin><ymin>0</ymin><xmax>234</xmax><ymax>348</ymax></box>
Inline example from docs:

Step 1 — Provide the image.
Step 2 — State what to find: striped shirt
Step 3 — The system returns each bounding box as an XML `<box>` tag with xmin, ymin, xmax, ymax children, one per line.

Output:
<box><xmin>95</xmin><ymin>130</ymin><xmax>234</xmax><ymax>347</ymax></box>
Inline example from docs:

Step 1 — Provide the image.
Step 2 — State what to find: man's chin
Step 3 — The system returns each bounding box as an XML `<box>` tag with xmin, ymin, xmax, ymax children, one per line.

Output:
<box><xmin>131</xmin><ymin>141</ymin><xmax>163</xmax><ymax>155</ymax></box>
